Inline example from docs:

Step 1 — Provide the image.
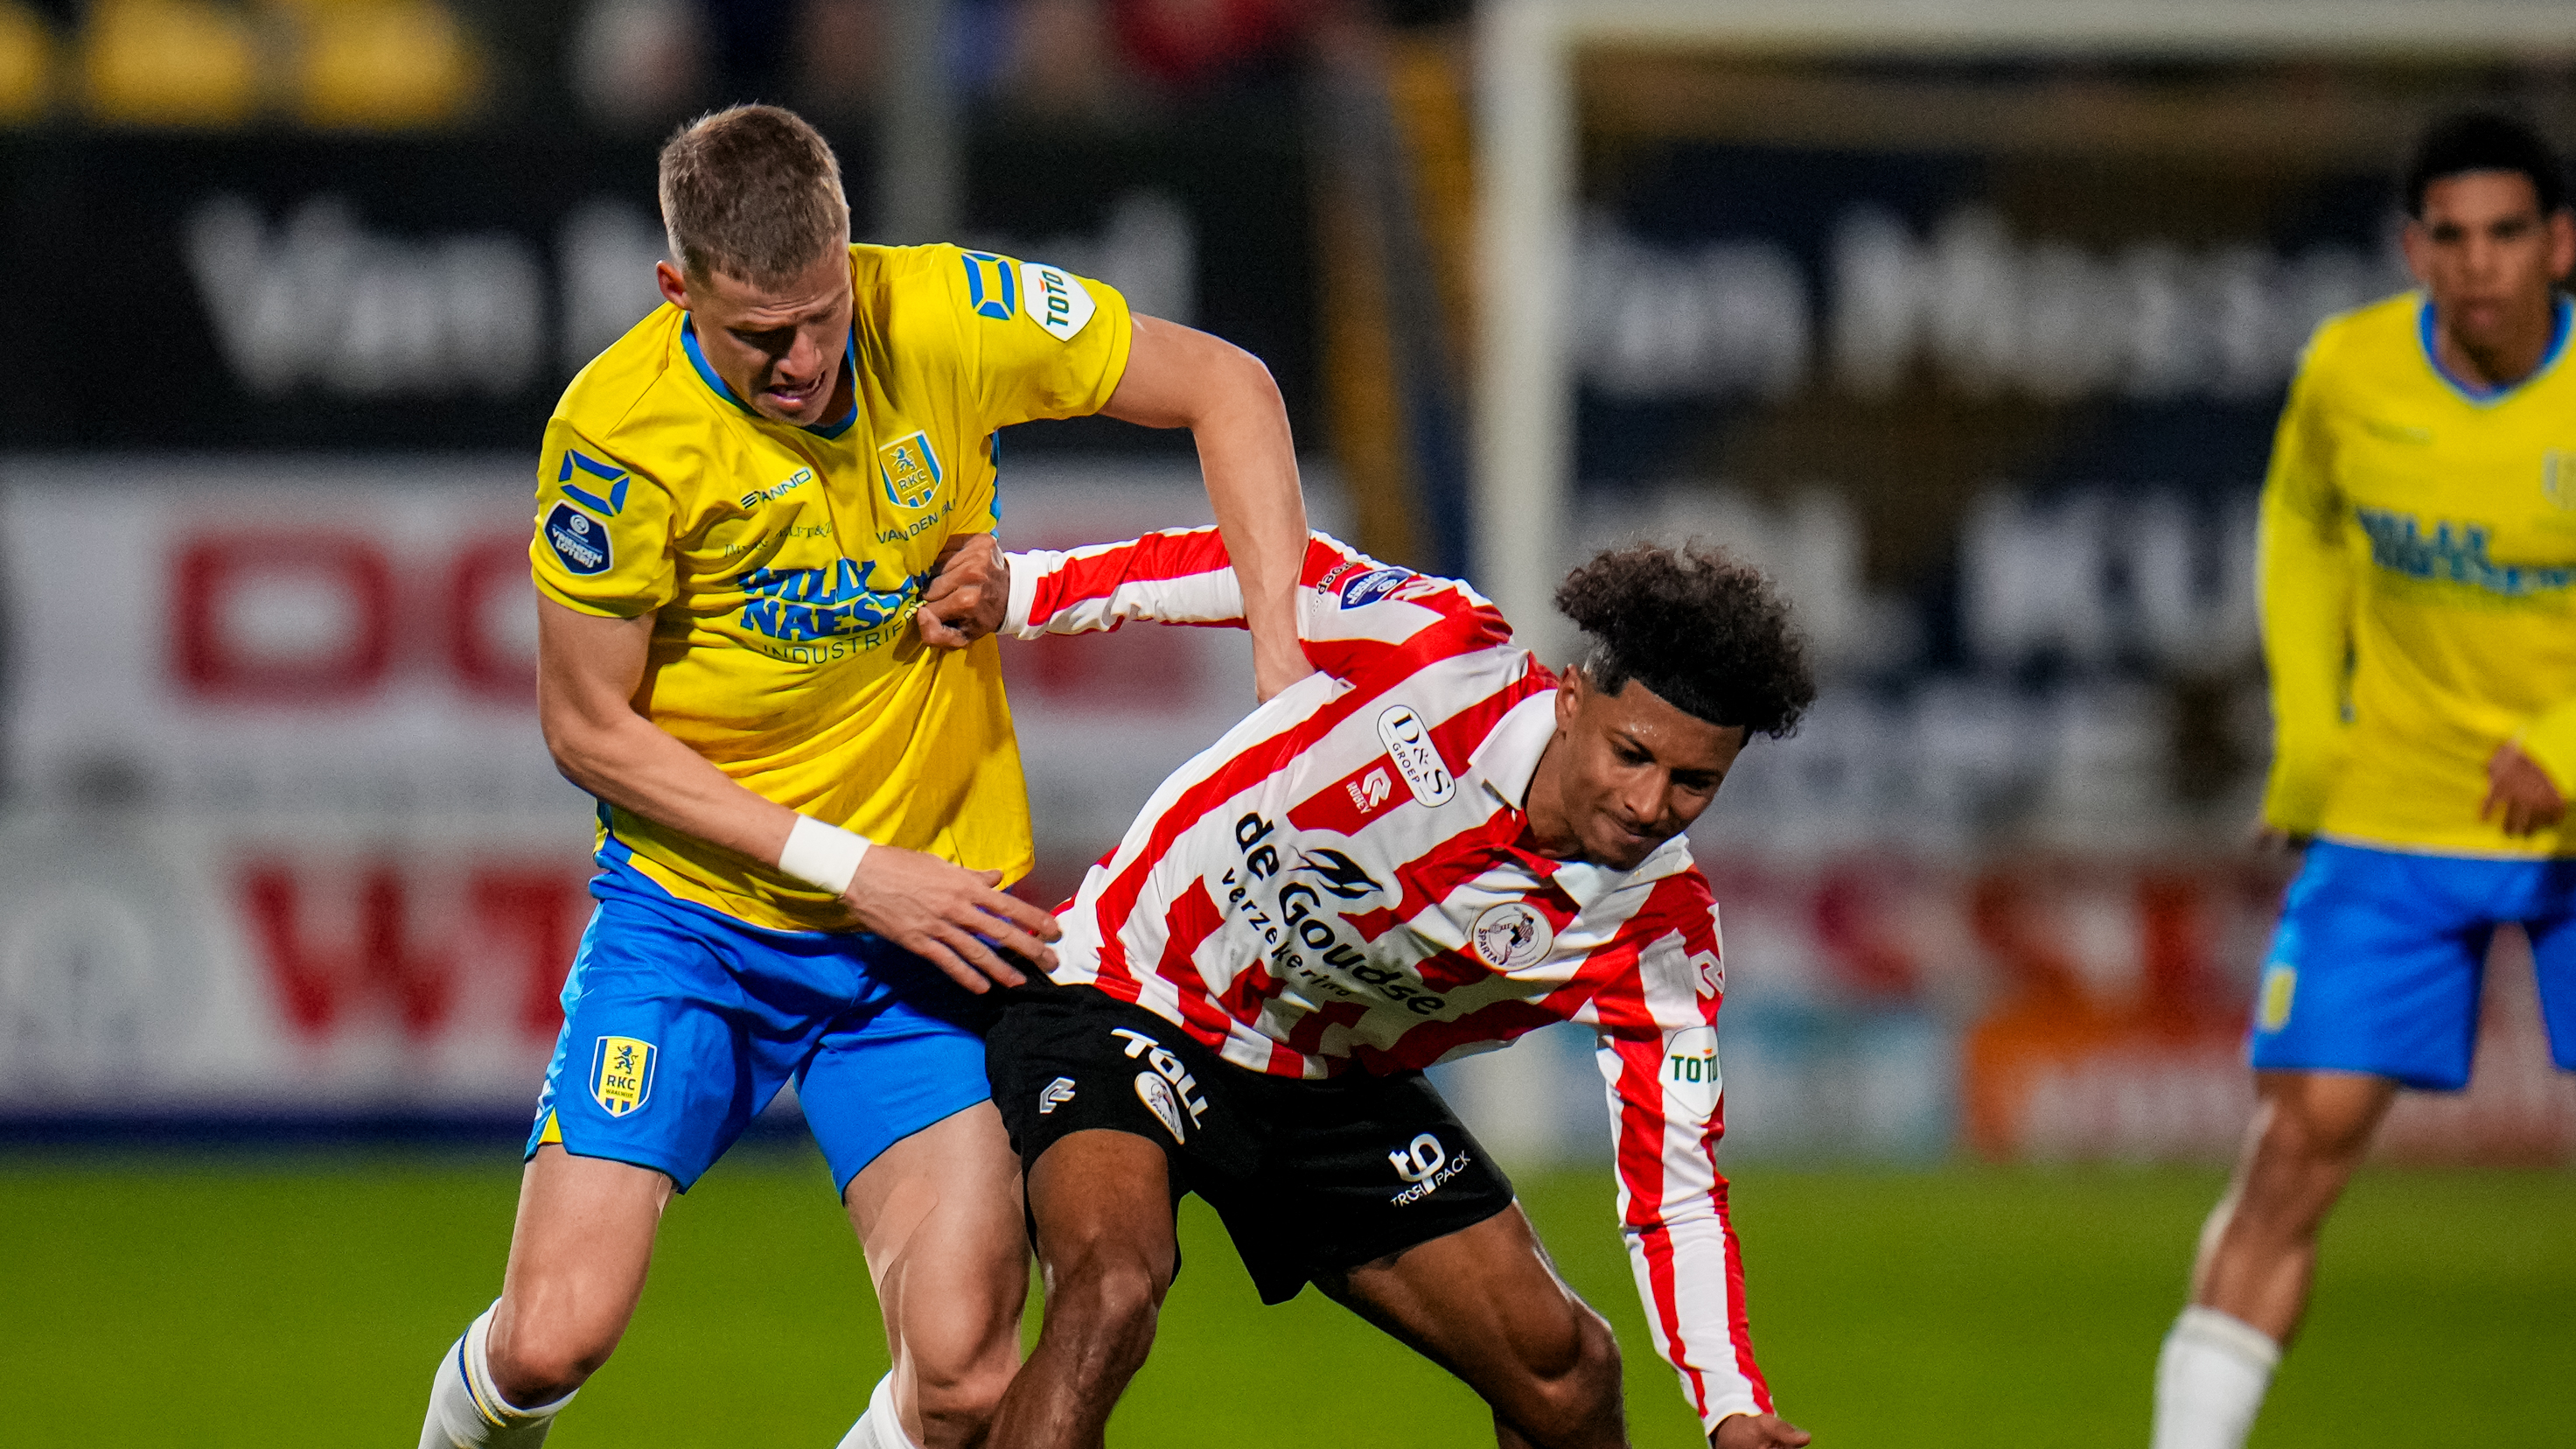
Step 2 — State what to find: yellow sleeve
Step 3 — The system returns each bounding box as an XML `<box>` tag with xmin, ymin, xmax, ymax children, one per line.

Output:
<box><xmin>2517</xmin><ymin>701</ymin><xmax>2576</xmax><ymax>796</ymax></box>
<box><xmin>2257</xmin><ymin>347</ymin><xmax>2355</xmax><ymax>835</ymax></box>
<box><xmin>527</xmin><ymin>419</ymin><xmax>679</xmax><ymax>619</ymax></box>
<box><xmin>937</xmin><ymin>248</ymin><xmax>1136</xmax><ymax>430</ymax></box>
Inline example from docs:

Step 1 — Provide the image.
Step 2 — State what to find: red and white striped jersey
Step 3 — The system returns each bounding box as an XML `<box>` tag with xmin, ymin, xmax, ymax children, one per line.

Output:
<box><xmin>1003</xmin><ymin>527</ymin><xmax>1772</xmax><ymax>1431</ymax></box>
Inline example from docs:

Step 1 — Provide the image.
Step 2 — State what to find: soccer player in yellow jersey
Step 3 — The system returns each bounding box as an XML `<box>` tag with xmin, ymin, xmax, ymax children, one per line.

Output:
<box><xmin>416</xmin><ymin>106</ymin><xmax>1311</xmax><ymax>1449</ymax></box>
<box><xmin>2153</xmin><ymin>113</ymin><xmax>2576</xmax><ymax>1449</ymax></box>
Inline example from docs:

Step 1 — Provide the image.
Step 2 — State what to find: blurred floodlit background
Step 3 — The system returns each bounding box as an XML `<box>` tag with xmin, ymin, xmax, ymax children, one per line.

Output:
<box><xmin>3</xmin><ymin>0</ymin><xmax>2576</xmax><ymax>1187</ymax></box>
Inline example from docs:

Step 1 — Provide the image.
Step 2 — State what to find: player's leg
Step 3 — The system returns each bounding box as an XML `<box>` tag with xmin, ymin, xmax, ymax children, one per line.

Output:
<box><xmin>799</xmin><ymin>962</ymin><xmax>1044</xmax><ymax>1449</ymax></box>
<box><xmin>2154</xmin><ymin>842</ymin><xmax>2489</xmax><ymax>1449</ymax></box>
<box><xmin>422</xmin><ymin>890</ymin><xmax>782</xmax><ymax>1448</ymax></box>
<box><xmin>2187</xmin><ymin>1070</ymin><xmax>2398</xmax><ymax>1340</ymax></box>
<box><xmin>987</xmin><ymin>1129</ymin><xmax>1182</xmax><ymax>1449</ymax></box>
<box><xmin>419</xmin><ymin>1146</ymin><xmax>675</xmax><ymax>1447</ymax></box>
<box><xmin>975</xmin><ymin>985</ymin><xmax>1251</xmax><ymax>1449</ymax></box>
<box><xmin>837</xmin><ymin>1102</ymin><xmax>1030</xmax><ymax>1449</ymax></box>
<box><xmin>1319</xmin><ymin>1203</ymin><xmax>1624</xmax><ymax>1449</ymax></box>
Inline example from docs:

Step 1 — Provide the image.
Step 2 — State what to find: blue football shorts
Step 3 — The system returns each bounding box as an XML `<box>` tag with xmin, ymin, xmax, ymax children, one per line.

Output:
<box><xmin>2248</xmin><ymin>839</ymin><xmax>2576</xmax><ymax>1090</ymax></box>
<box><xmin>526</xmin><ymin>856</ymin><xmax>994</xmax><ymax>1194</ymax></box>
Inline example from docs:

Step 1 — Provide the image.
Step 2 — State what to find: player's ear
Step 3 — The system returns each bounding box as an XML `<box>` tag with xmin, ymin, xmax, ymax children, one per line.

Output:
<box><xmin>1555</xmin><ymin>666</ymin><xmax>1588</xmax><ymax>732</ymax></box>
<box><xmin>656</xmin><ymin>261</ymin><xmax>692</xmax><ymax>312</ymax></box>
<box><xmin>2548</xmin><ymin>208</ymin><xmax>2576</xmax><ymax>282</ymax></box>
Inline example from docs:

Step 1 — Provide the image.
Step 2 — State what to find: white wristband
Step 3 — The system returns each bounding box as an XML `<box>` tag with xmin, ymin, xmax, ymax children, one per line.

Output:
<box><xmin>778</xmin><ymin>815</ymin><xmax>871</xmax><ymax>894</ymax></box>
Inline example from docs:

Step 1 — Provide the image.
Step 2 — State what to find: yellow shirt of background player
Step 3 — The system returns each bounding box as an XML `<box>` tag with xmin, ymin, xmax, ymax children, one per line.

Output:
<box><xmin>528</xmin><ymin>243</ymin><xmax>1133</xmax><ymax>929</ymax></box>
<box><xmin>2261</xmin><ymin>290</ymin><xmax>2576</xmax><ymax>857</ymax></box>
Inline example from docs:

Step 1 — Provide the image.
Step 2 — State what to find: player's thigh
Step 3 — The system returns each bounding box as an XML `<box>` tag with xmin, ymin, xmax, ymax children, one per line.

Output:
<box><xmin>842</xmin><ymin>1100</ymin><xmax>1029</xmax><ymax>1368</ymax></box>
<box><xmin>2520</xmin><ymin>859</ymin><xmax>2576</xmax><ymax>1071</ymax></box>
<box><xmin>1326</xmin><ymin>1203</ymin><xmax>1603</xmax><ymax>1395</ymax></box>
<box><xmin>491</xmin><ymin>1144</ymin><xmax>675</xmax><ymax>1370</ymax></box>
<box><xmin>2250</xmin><ymin>842</ymin><xmax>2498</xmax><ymax>1090</ymax></box>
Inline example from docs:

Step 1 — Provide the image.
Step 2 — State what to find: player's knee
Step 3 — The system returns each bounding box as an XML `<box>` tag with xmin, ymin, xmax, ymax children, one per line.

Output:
<box><xmin>487</xmin><ymin>1316</ymin><xmax>618</xmax><ymax>1404</ymax></box>
<box><xmin>1044</xmin><ymin>1248</ymin><xmax>1166</xmax><ymax>1357</ymax></box>
<box><xmin>1515</xmin><ymin>1301</ymin><xmax>1623</xmax><ymax>1439</ymax></box>
<box><xmin>912</xmin><ymin>1354</ymin><xmax>1016</xmax><ymax>1441</ymax></box>
<box><xmin>2258</xmin><ymin>1093</ymin><xmax>2378</xmax><ymax>1171</ymax></box>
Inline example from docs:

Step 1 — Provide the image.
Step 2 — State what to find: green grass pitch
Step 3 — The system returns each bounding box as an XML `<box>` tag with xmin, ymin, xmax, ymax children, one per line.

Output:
<box><xmin>3</xmin><ymin>1150</ymin><xmax>2569</xmax><ymax>1446</ymax></box>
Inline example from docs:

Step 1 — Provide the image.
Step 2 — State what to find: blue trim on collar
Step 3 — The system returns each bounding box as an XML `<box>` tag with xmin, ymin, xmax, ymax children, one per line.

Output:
<box><xmin>2418</xmin><ymin>292</ymin><xmax>2573</xmax><ymax>404</ymax></box>
<box><xmin>680</xmin><ymin>318</ymin><xmax>861</xmax><ymax>438</ymax></box>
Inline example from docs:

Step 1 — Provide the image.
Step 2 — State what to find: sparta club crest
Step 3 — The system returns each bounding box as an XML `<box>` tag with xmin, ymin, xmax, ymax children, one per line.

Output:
<box><xmin>1470</xmin><ymin>902</ymin><xmax>1553</xmax><ymax>971</ymax></box>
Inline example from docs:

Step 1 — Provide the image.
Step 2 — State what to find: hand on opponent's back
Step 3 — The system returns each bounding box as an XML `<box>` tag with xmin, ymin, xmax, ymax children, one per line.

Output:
<box><xmin>918</xmin><ymin>532</ymin><xmax>1009</xmax><ymax>648</ymax></box>
<box><xmin>840</xmin><ymin>844</ymin><xmax>1058</xmax><ymax>992</ymax></box>
<box><xmin>1715</xmin><ymin>1411</ymin><xmax>1812</xmax><ymax>1448</ymax></box>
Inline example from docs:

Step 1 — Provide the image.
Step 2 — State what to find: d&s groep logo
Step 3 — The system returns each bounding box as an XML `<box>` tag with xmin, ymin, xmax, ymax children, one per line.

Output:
<box><xmin>589</xmin><ymin>1035</ymin><xmax>656</xmax><ymax>1116</ymax></box>
<box><xmin>1375</xmin><ymin>704</ymin><xmax>1456</xmax><ymax>807</ymax></box>
<box><xmin>879</xmin><ymin>430</ymin><xmax>944</xmax><ymax>511</ymax></box>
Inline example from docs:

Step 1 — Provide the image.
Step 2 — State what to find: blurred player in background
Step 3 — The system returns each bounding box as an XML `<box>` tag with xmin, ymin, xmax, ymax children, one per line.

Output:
<box><xmin>416</xmin><ymin>105</ymin><xmax>1311</xmax><ymax>1449</ymax></box>
<box><xmin>2152</xmin><ymin>112</ymin><xmax>2576</xmax><ymax>1449</ymax></box>
<box><xmin>976</xmin><ymin>528</ymin><xmax>1816</xmax><ymax>1449</ymax></box>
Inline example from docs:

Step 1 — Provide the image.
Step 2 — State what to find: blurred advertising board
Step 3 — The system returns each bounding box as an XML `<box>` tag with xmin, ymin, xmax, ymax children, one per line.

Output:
<box><xmin>0</xmin><ymin>457</ymin><xmax>1293</xmax><ymax>1115</ymax></box>
<box><xmin>3</xmin><ymin>458</ymin><xmax>2567</xmax><ymax>1160</ymax></box>
<box><xmin>1559</xmin><ymin>57</ymin><xmax>2576</xmax><ymax>850</ymax></box>
<box><xmin>0</xmin><ymin>125</ymin><xmax>1311</xmax><ymax>453</ymax></box>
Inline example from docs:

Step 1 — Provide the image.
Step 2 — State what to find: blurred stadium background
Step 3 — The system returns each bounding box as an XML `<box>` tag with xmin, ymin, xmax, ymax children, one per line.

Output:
<box><xmin>1</xmin><ymin>0</ymin><xmax>2573</xmax><ymax>1444</ymax></box>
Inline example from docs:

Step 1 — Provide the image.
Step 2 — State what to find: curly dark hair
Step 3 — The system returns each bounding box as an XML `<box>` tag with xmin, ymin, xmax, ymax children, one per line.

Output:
<box><xmin>1553</xmin><ymin>541</ymin><xmax>1815</xmax><ymax>739</ymax></box>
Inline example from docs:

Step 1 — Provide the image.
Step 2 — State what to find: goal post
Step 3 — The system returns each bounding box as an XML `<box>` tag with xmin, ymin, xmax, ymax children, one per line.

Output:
<box><xmin>1470</xmin><ymin>0</ymin><xmax>2576</xmax><ymax>663</ymax></box>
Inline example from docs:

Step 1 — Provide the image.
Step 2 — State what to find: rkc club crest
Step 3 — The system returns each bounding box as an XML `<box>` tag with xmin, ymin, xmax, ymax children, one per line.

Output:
<box><xmin>589</xmin><ymin>1036</ymin><xmax>656</xmax><ymax>1116</ymax></box>
<box><xmin>879</xmin><ymin>430</ymin><xmax>944</xmax><ymax>511</ymax></box>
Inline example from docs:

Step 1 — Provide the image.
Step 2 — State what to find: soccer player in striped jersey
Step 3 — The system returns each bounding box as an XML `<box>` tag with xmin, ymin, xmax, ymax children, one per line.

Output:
<box><xmin>2151</xmin><ymin>113</ymin><xmax>2576</xmax><ymax>1449</ymax></box>
<box><xmin>977</xmin><ymin>529</ymin><xmax>1816</xmax><ymax>1449</ymax></box>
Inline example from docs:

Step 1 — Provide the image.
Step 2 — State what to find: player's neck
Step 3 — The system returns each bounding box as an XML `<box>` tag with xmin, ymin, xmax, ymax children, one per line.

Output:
<box><xmin>1518</xmin><ymin>736</ymin><xmax>1581</xmax><ymax>860</ymax></box>
<box><xmin>2435</xmin><ymin>300</ymin><xmax>2559</xmax><ymax>390</ymax></box>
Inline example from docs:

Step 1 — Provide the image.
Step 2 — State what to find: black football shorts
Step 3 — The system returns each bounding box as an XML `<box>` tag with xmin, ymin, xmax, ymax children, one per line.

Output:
<box><xmin>987</xmin><ymin>984</ymin><xmax>1516</xmax><ymax>1305</ymax></box>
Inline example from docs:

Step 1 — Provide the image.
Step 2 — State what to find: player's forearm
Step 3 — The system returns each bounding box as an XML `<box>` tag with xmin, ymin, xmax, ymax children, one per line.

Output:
<box><xmin>1185</xmin><ymin>354</ymin><xmax>1309</xmax><ymax>695</ymax></box>
<box><xmin>543</xmin><ymin>710</ymin><xmax>798</xmax><ymax>871</ymax></box>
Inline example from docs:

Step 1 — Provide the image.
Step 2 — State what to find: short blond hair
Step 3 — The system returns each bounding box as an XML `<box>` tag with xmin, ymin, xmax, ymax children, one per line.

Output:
<box><xmin>658</xmin><ymin>105</ymin><xmax>850</xmax><ymax>285</ymax></box>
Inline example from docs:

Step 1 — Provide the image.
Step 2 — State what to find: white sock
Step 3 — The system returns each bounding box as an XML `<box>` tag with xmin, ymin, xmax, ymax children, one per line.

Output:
<box><xmin>418</xmin><ymin>1304</ymin><xmax>577</xmax><ymax>1449</ymax></box>
<box><xmin>834</xmin><ymin>1373</ymin><xmax>921</xmax><ymax>1449</ymax></box>
<box><xmin>2152</xmin><ymin>1306</ymin><xmax>2280</xmax><ymax>1449</ymax></box>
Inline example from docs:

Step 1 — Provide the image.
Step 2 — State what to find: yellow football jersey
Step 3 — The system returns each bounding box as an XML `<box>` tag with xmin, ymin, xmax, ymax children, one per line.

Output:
<box><xmin>530</xmin><ymin>243</ymin><xmax>1134</xmax><ymax>928</ymax></box>
<box><xmin>2260</xmin><ymin>289</ymin><xmax>2576</xmax><ymax>856</ymax></box>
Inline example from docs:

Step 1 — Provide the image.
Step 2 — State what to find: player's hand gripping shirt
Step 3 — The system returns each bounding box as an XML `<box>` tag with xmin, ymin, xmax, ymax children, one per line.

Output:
<box><xmin>532</xmin><ymin>245</ymin><xmax>1131</xmax><ymax>929</ymax></box>
<box><xmin>2261</xmin><ymin>291</ymin><xmax>2576</xmax><ymax>855</ymax></box>
<box><xmin>1002</xmin><ymin>528</ymin><xmax>1772</xmax><ymax>1432</ymax></box>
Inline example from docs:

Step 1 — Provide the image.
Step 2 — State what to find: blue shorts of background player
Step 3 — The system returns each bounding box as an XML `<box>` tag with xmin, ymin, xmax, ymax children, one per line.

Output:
<box><xmin>2250</xmin><ymin>839</ymin><xmax>2576</xmax><ymax>1090</ymax></box>
<box><xmin>526</xmin><ymin>853</ymin><xmax>995</xmax><ymax>1194</ymax></box>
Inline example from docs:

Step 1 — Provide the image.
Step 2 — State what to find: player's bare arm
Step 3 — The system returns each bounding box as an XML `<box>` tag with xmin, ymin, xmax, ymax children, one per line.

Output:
<box><xmin>534</xmin><ymin>597</ymin><xmax>1057</xmax><ymax>989</ymax></box>
<box><xmin>1102</xmin><ymin>312</ymin><xmax>1314</xmax><ymax>701</ymax></box>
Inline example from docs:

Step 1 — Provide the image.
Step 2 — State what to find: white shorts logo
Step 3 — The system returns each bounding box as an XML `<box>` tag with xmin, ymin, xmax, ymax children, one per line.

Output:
<box><xmin>1037</xmin><ymin>1077</ymin><xmax>1078</xmax><ymax>1115</ymax></box>
<box><xmin>1387</xmin><ymin>1131</ymin><xmax>1447</xmax><ymax>1183</ymax></box>
<box><xmin>1470</xmin><ymin>901</ymin><xmax>1553</xmax><ymax>970</ymax></box>
<box><xmin>1387</xmin><ymin>1131</ymin><xmax>1470</xmax><ymax>1206</ymax></box>
<box><xmin>1134</xmin><ymin>1072</ymin><xmax>1187</xmax><ymax>1143</ymax></box>
<box><xmin>1020</xmin><ymin>261</ymin><xmax>1097</xmax><ymax>341</ymax></box>
<box><xmin>1376</xmin><ymin>704</ymin><xmax>1456</xmax><ymax>807</ymax></box>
